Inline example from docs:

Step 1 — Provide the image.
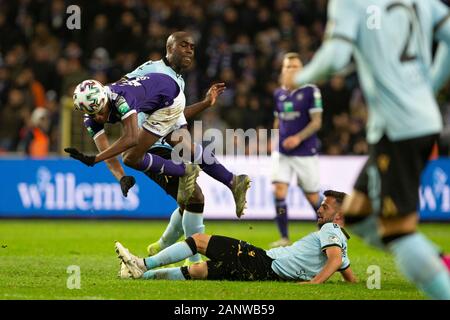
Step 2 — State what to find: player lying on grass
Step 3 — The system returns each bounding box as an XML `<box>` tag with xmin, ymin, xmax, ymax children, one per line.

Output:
<box><xmin>65</xmin><ymin>31</ymin><xmax>250</xmax><ymax>216</ymax></box>
<box><xmin>116</xmin><ymin>190</ymin><xmax>357</xmax><ymax>284</ymax></box>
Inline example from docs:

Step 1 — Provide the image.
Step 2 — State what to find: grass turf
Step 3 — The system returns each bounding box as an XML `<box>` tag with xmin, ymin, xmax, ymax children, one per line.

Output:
<box><xmin>0</xmin><ymin>219</ymin><xmax>449</xmax><ymax>300</ymax></box>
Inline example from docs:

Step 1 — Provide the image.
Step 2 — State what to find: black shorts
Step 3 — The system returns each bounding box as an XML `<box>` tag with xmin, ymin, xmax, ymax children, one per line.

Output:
<box><xmin>205</xmin><ymin>235</ymin><xmax>282</xmax><ymax>281</ymax></box>
<box><xmin>145</xmin><ymin>147</ymin><xmax>179</xmax><ymax>200</ymax></box>
<box><xmin>354</xmin><ymin>134</ymin><xmax>438</xmax><ymax>218</ymax></box>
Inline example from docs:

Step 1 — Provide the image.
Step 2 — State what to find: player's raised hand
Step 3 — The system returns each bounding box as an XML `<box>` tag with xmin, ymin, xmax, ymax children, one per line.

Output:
<box><xmin>282</xmin><ymin>135</ymin><xmax>302</xmax><ymax>150</ymax></box>
<box><xmin>119</xmin><ymin>176</ymin><xmax>136</xmax><ymax>197</ymax></box>
<box><xmin>205</xmin><ymin>82</ymin><xmax>226</xmax><ymax>107</ymax></box>
<box><xmin>64</xmin><ymin>147</ymin><xmax>96</xmax><ymax>167</ymax></box>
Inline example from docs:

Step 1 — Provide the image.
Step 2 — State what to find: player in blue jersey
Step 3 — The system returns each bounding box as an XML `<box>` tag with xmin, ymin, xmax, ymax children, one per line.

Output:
<box><xmin>270</xmin><ymin>52</ymin><xmax>323</xmax><ymax>248</ymax></box>
<box><xmin>291</xmin><ymin>0</ymin><xmax>450</xmax><ymax>299</ymax></box>
<box><xmin>65</xmin><ymin>32</ymin><xmax>250</xmax><ymax>218</ymax></box>
<box><xmin>115</xmin><ymin>190</ymin><xmax>357</xmax><ymax>284</ymax></box>
<box><xmin>126</xmin><ymin>32</ymin><xmax>250</xmax><ymax>219</ymax></box>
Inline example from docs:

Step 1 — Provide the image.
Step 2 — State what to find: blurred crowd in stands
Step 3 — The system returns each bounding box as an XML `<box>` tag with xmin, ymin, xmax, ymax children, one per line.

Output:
<box><xmin>0</xmin><ymin>0</ymin><xmax>449</xmax><ymax>157</ymax></box>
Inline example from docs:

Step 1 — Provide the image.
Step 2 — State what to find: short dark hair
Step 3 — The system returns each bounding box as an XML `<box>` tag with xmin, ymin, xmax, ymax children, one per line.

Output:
<box><xmin>323</xmin><ymin>190</ymin><xmax>347</xmax><ymax>205</ymax></box>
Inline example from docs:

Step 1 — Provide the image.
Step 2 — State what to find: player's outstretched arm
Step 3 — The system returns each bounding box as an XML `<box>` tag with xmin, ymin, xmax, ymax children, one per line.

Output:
<box><xmin>65</xmin><ymin>113</ymin><xmax>139</xmax><ymax>167</ymax></box>
<box><xmin>431</xmin><ymin>43</ymin><xmax>450</xmax><ymax>93</ymax></box>
<box><xmin>94</xmin><ymin>133</ymin><xmax>136</xmax><ymax>197</ymax></box>
<box><xmin>184</xmin><ymin>83</ymin><xmax>226</xmax><ymax>120</ymax></box>
<box><xmin>94</xmin><ymin>113</ymin><xmax>139</xmax><ymax>163</ymax></box>
<box><xmin>432</xmin><ymin>15</ymin><xmax>450</xmax><ymax>92</ymax></box>
<box><xmin>294</xmin><ymin>40</ymin><xmax>353</xmax><ymax>87</ymax></box>
<box><xmin>299</xmin><ymin>246</ymin><xmax>343</xmax><ymax>284</ymax></box>
<box><xmin>340</xmin><ymin>266</ymin><xmax>357</xmax><ymax>283</ymax></box>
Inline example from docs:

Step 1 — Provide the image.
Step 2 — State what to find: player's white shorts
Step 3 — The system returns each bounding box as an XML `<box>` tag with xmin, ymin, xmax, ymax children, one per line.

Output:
<box><xmin>140</xmin><ymin>90</ymin><xmax>187</xmax><ymax>137</ymax></box>
<box><xmin>271</xmin><ymin>151</ymin><xmax>320</xmax><ymax>193</ymax></box>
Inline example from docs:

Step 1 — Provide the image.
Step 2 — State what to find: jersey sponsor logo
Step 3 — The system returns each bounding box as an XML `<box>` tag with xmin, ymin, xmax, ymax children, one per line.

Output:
<box><xmin>278</xmin><ymin>111</ymin><xmax>301</xmax><ymax>121</ymax></box>
<box><xmin>283</xmin><ymin>101</ymin><xmax>294</xmax><ymax>112</ymax></box>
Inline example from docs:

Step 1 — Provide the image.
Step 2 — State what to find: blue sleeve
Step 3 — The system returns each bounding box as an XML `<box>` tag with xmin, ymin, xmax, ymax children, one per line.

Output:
<box><xmin>294</xmin><ymin>40</ymin><xmax>353</xmax><ymax>85</ymax></box>
<box><xmin>319</xmin><ymin>223</ymin><xmax>343</xmax><ymax>250</ymax></box>
<box><xmin>125</xmin><ymin>60</ymin><xmax>159</xmax><ymax>78</ymax></box>
<box><xmin>432</xmin><ymin>0</ymin><xmax>450</xmax><ymax>41</ymax></box>
<box><xmin>325</xmin><ymin>0</ymin><xmax>360</xmax><ymax>43</ymax></box>
<box><xmin>431</xmin><ymin>43</ymin><xmax>450</xmax><ymax>93</ymax></box>
<box><xmin>430</xmin><ymin>1</ymin><xmax>450</xmax><ymax>92</ymax></box>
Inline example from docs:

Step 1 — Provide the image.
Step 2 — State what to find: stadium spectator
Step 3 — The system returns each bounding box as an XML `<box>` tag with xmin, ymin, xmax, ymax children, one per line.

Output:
<box><xmin>19</xmin><ymin>107</ymin><xmax>50</xmax><ymax>158</ymax></box>
<box><xmin>0</xmin><ymin>0</ymin><xmax>448</xmax><ymax>156</ymax></box>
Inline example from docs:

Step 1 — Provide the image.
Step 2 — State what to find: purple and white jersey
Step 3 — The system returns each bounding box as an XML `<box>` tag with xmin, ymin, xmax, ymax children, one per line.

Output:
<box><xmin>83</xmin><ymin>74</ymin><xmax>181</xmax><ymax>138</ymax></box>
<box><xmin>274</xmin><ymin>85</ymin><xmax>323</xmax><ymax>156</ymax></box>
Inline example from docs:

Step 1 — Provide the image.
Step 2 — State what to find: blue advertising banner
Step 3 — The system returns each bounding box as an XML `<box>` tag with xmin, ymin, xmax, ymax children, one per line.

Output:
<box><xmin>420</xmin><ymin>157</ymin><xmax>450</xmax><ymax>221</ymax></box>
<box><xmin>0</xmin><ymin>158</ymin><xmax>177</xmax><ymax>218</ymax></box>
<box><xmin>0</xmin><ymin>157</ymin><xmax>449</xmax><ymax>221</ymax></box>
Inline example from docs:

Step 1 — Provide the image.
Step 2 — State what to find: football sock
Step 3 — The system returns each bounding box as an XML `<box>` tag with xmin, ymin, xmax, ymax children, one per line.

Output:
<box><xmin>158</xmin><ymin>208</ymin><xmax>183</xmax><ymax>249</ymax></box>
<box><xmin>138</xmin><ymin>153</ymin><xmax>186</xmax><ymax>177</ymax></box>
<box><xmin>388</xmin><ymin>233</ymin><xmax>450</xmax><ymax>300</ymax></box>
<box><xmin>142</xmin><ymin>267</ymin><xmax>186</xmax><ymax>280</ymax></box>
<box><xmin>182</xmin><ymin>210</ymin><xmax>204</xmax><ymax>263</ymax></box>
<box><xmin>346</xmin><ymin>215</ymin><xmax>385</xmax><ymax>250</ymax></box>
<box><xmin>196</xmin><ymin>144</ymin><xmax>234</xmax><ymax>187</ymax></box>
<box><xmin>274</xmin><ymin>198</ymin><xmax>288</xmax><ymax>239</ymax></box>
<box><xmin>144</xmin><ymin>241</ymin><xmax>194</xmax><ymax>270</ymax></box>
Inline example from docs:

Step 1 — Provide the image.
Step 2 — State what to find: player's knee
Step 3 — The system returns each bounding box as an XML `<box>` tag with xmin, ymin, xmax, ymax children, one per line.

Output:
<box><xmin>273</xmin><ymin>183</ymin><xmax>288</xmax><ymax>199</ymax></box>
<box><xmin>188</xmin><ymin>262</ymin><xmax>208</xmax><ymax>279</ymax></box>
<box><xmin>191</xmin><ymin>233</ymin><xmax>209</xmax><ymax>254</ymax></box>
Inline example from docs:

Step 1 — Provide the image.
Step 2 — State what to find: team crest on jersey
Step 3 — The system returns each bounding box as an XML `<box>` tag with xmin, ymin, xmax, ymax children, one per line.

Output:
<box><xmin>296</xmin><ymin>93</ymin><xmax>304</xmax><ymax>101</ymax></box>
<box><xmin>328</xmin><ymin>235</ymin><xmax>340</xmax><ymax>244</ymax></box>
<box><xmin>279</xmin><ymin>94</ymin><xmax>287</xmax><ymax>101</ymax></box>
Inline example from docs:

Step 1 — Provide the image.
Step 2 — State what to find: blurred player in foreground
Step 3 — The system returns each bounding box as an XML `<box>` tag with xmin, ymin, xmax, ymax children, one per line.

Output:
<box><xmin>116</xmin><ymin>190</ymin><xmax>357</xmax><ymax>284</ymax></box>
<box><xmin>292</xmin><ymin>0</ymin><xmax>450</xmax><ymax>299</ymax></box>
<box><xmin>271</xmin><ymin>52</ymin><xmax>323</xmax><ymax>247</ymax></box>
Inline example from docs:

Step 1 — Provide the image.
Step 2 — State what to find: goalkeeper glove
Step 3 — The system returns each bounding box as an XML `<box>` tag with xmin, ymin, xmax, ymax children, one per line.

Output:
<box><xmin>120</xmin><ymin>176</ymin><xmax>136</xmax><ymax>197</ymax></box>
<box><xmin>64</xmin><ymin>147</ymin><xmax>96</xmax><ymax>167</ymax></box>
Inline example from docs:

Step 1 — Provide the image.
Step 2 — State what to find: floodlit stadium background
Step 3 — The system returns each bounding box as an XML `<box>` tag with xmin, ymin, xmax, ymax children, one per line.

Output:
<box><xmin>0</xmin><ymin>0</ymin><xmax>449</xmax><ymax>221</ymax></box>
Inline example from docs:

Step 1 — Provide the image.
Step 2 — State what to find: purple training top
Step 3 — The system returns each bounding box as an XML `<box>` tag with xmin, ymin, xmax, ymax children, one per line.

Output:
<box><xmin>83</xmin><ymin>73</ymin><xmax>180</xmax><ymax>138</ymax></box>
<box><xmin>273</xmin><ymin>85</ymin><xmax>323</xmax><ymax>156</ymax></box>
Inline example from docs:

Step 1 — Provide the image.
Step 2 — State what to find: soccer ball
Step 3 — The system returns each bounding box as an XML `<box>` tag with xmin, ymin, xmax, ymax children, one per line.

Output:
<box><xmin>73</xmin><ymin>79</ymin><xmax>108</xmax><ymax>115</ymax></box>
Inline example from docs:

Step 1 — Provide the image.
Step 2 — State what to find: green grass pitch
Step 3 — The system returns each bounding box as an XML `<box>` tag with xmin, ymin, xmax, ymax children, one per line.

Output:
<box><xmin>0</xmin><ymin>219</ymin><xmax>449</xmax><ymax>300</ymax></box>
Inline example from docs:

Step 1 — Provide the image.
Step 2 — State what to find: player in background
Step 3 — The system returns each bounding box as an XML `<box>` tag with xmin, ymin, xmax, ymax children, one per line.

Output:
<box><xmin>270</xmin><ymin>52</ymin><xmax>323</xmax><ymax>247</ymax></box>
<box><xmin>123</xmin><ymin>31</ymin><xmax>250</xmax><ymax>218</ymax></box>
<box><xmin>291</xmin><ymin>0</ymin><xmax>450</xmax><ymax>299</ymax></box>
<box><xmin>116</xmin><ymin>190</ymin><xmax>357</xmax><ymax>284</ymax></box>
